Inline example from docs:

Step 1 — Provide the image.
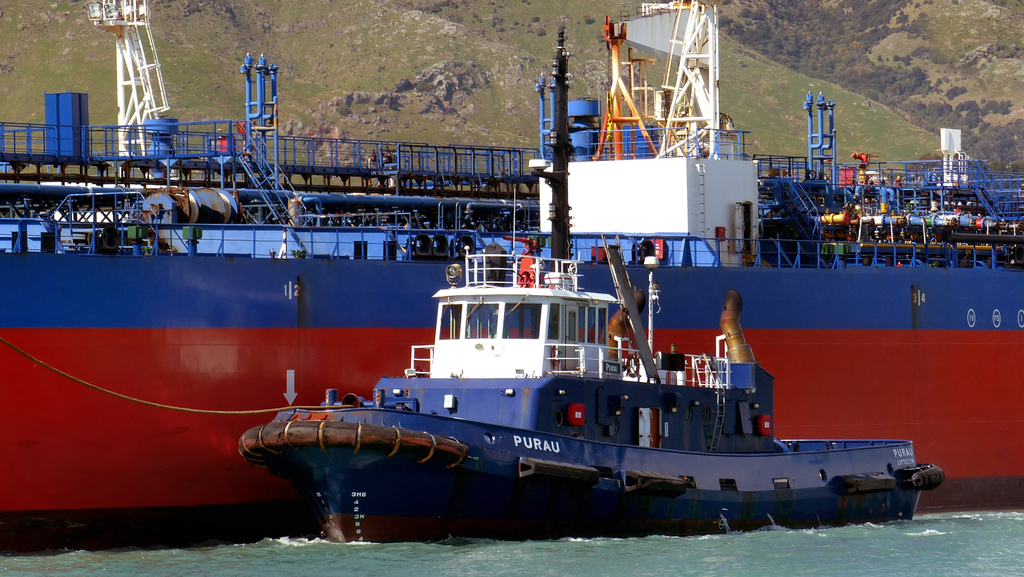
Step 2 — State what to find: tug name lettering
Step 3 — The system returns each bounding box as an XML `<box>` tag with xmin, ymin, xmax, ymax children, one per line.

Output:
<box><xmin>513</xmin><ymin>435</ymin><xmax>560</xmax><ymax>453</ymax></box>
<box><xmin>893</xmin><ymin>446</ymin><xmax>915</xmax><ymax>467</ymax></box>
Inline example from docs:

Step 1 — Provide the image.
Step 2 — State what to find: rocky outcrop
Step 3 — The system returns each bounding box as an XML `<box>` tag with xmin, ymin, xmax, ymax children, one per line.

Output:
<box><xmin>280</xmin><ymin>118</ymin><xmax>346</xmax><ymax>140</ymax></box>
<box><xmin>958</xmin><ymin>43</ymin><xmax>1022</xmax><ymax>67</ymax></box>
<box><xmin>412</xmin><ymin>60</ymin><xmax>489</xmax><ymax>106</ymax></box>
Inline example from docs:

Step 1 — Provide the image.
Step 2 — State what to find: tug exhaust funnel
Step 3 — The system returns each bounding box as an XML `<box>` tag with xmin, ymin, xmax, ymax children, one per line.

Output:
<box><xmin>720</xmin><ymin>290</ymin><xmax>755</xmax><ymax>363</ymax></box>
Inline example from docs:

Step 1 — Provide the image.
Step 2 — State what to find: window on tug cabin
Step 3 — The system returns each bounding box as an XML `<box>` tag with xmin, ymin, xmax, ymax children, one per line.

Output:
<box><xmin>465</xmin><ymin>303</ymin><xmax>499</xmax><ymax>339</ymax></box>
<box><xmin>547</xmin><ymin>303</ymin><xmax>560</xmax><ymax>341</ymax></box>
<box><xmin>503</xmin><ymin>303</ymin><xmax>542</xmax><ymax>339</ymax></box>
<box><xmin>579</xmin><ymin>306</ymin><xmax>598</xmax><ymax>343</ymax></box>
<box><xmin>439</xmin><ymin>303</ymin><xmax>462</xmax><ymax>340</ymax></box>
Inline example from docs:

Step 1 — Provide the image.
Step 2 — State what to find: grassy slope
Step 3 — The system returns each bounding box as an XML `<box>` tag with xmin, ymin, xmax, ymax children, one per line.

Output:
<box><xmin>721</xmin><ymin>39</ymin><xmax>938</xmax><ymax>160</ymax></box>
<box><xmin>870</xmin><ymin>0</ymin><xmax>1024</xmax><ymax>121</ymax></box>
<box><xmin>0</xmin><ymin>0</ymin><xmax>971</xmax><ymax>160</ymax></box>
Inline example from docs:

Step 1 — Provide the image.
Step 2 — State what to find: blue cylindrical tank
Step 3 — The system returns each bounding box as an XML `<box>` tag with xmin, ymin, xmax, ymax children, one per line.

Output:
<box><xmin>567</xmin><ymin>99</ymin><xmax>600</xmax><ymax>118</ymax></box>
<box><xmin>144</xmin><ymin>117</ymin><xmax>178</xmax><ymax>157</ymax></box>
<box><xmin>568</xmin><ymin>99</ymin><xmax>600</xmax><ymax>162</ymax></box>
<box><xmin>144</xmin><ymin>118</ymin><xmax>178</xmax><ymax>179</ymax></box>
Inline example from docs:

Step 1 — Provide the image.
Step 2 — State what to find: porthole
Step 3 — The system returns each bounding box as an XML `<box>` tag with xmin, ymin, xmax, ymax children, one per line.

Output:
<box><xmin>702</xmin><ymin>405</ymin><xmax>712</xmax><ymax>422</ymax></box>
<box><xmin>554</xmin><ymin>410</ymin><xmax>564</xmax><ymax>426</ymax></box>
<box><xmin>887</xmin><ymin>463</ymin><xmax>894</xmax><ymax>475</ymax></box>
<box><xmin>685</xmin><ymin>406</ymin><xmax>693</xmax><ymax>422</ymax></box>
<box><xmin>819</xmin><ymin>469</ymin><xmax>827</xmax><ymax>482</ymax></box>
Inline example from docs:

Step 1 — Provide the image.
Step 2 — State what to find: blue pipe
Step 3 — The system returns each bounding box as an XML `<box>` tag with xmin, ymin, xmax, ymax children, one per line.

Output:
<box><xmin>535</xmin><ymin>73</ymin><xmax>546</xmax><ymax>154</ymax></box>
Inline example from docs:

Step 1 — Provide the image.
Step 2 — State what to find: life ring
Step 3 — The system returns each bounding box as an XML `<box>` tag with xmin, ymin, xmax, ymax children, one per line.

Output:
<box><xmin>517</xmin><ymin>256</ymin><xmax>536</xmax><ymax>288</ymax></box>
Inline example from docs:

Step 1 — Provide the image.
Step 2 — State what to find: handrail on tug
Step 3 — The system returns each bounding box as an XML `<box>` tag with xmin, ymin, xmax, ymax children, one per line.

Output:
<box><xmin>462</xmin><ymin>253</ymin><xmax>579</xmax><ymax>291</ymax></box>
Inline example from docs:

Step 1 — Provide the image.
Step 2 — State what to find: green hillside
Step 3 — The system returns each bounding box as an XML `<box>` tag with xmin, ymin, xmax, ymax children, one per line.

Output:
<box><xmin>721</xmin><ymin>38</ymin><xmax>937</xmax><ymax>159</ymax></box>
<box><xmin>719</xmin><ymin>0</ymin><xmax>1024</xmax><ymax>164</ymax></box>
<box><xmin>0</xmin><ymin>0</ymin><xmax>1018</xmax><ymax>162</ymax></box>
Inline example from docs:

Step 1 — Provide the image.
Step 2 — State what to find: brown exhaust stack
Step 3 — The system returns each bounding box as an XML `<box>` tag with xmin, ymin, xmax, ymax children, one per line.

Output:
<box><xmin>606</xmin><ymin>290</ymin><xmax>646</xmax><ymax>358</ymax></box>
<box><xmin>720</xmin><ymin>289</ymin><xmax>755</xmax><ymax>363</ymax></box>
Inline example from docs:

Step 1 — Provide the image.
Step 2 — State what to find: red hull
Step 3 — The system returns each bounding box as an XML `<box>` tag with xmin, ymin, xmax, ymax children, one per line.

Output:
<box><xmin>0</xmin><ymin>325</ymin><xmax>1020</xmax><ymax>549</ymax></box>
<box><xmin>0</xmin><ymin>327</ymin><xmax>429</xmax><ymax>514</ymax></box>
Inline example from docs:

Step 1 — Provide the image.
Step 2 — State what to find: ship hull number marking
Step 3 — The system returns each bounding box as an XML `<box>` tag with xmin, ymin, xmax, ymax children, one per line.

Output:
<box><xmin>911</xmin><ymin>289</ymin><xmax>925</xmax><ymax>306</ymax></box>
<box><xmin>350</xmin><ymin>491</ymin><xmax>366</xmax><ymax>541</ymax></box>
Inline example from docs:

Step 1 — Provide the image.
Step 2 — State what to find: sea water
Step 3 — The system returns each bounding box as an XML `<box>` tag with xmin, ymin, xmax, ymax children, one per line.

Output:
<box><xmin>3</xmin><ymin>511</ymin><xmax>1022</xmax><ymax>576</ymax></box>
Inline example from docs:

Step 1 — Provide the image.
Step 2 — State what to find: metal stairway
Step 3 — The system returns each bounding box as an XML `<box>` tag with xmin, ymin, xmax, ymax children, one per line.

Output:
<box><xmin>763</xmin><ymin>178</ymin><xmax>821</xmax><ymax>240</ymax></box>
<box><xmin>239</xmin><ymin>131</ymin><xmax>303</xmax><ymax>225</ymax></box>
<box><xmin>967</xmin><ymin>160</ymin><xmax>1024</xmax><ymax>218</ymax></box>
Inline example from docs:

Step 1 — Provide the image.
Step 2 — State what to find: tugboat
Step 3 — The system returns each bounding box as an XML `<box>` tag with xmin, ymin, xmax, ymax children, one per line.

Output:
<box><xmin>239</xmin><ymin>243</ymin><xmax>944</xmax><ymax>542</ymax></box>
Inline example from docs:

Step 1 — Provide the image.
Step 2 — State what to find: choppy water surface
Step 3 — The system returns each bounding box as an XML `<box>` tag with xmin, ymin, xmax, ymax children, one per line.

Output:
<box><xmin>3</xmin><ymin>511</ymin><xmax>1022</xmax><ymax>577</ymax></box>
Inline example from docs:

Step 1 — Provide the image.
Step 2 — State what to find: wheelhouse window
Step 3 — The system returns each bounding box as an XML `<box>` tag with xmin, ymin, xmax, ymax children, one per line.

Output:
<box><xmin>598</xmin><ymin>307</ymin><xmax>607</xmax><ymax>344</ymax></box>
<box><xmin>465</xmin><ymin>303</ymin><xmax>499</xmax><ymax>339</ymax></box>
<box><xmin>438</xmin><ymin>303</ymin><xmax>462</xmax><ymax>340</ymax></box>
<box><xmin>565</xmin><ymin>308</ymin><xmax>577</xmax><ymax>343</ymax></box>
<box><xmin>579</xmin><ymin>306</ymin><xmax>600</xmax><ymax>343</ymax></box>
<box><xmin>503</xmin><ymin>303</ymin><xmax>542</xmax><ymax>339</ymax></box>
<box><xmin>547</xmin><ymin>303</ymin><xmax>560</xmax><ymax>341</ymax></box>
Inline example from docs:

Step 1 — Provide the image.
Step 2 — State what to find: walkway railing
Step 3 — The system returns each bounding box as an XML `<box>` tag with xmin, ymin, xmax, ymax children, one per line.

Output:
<box><xmin>0</xmin><ymin>120</ymin><xmax>542</xmax><ymax>186</ymax></box>
<box><xmin>1</xmin><ymin>217</ymin><xmax>1020</xmax><ymax>269</ymax></box>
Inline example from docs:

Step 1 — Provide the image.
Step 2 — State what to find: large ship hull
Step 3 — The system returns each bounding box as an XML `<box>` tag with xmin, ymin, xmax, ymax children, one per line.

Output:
<box><xmin>1</xmin><ymin>252</ymin><xmax>1021</xmax><ymax>548</ymax></box>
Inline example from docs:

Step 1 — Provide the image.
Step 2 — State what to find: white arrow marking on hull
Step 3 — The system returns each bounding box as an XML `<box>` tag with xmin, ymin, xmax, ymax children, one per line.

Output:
<box><xmin>284</xmin><ymin>369</ymin><xmax>297</xmax><ymax>405</ymax></box>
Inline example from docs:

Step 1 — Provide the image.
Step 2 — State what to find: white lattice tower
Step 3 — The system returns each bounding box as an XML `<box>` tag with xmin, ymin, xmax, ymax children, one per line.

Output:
<box><xmin>659</xmin><ymin>0</ymin><xmax>720</xmax><ymax>158</ymax></box>
<box><xmin>88</xmin><ymin>1</ymin><xmax>169</xmax><ymax>135</ymax></box>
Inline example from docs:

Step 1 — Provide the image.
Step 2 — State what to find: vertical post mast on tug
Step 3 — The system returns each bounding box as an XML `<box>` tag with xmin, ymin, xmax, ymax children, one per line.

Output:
<box><xmin>545</xmin><ymin>29</ymin><xmax>574</xmax><ymax>260</ymax></box>
<box><xmin>87</xmin><ymin>0</ymin><xmax>170</xmax><ymax>151</ymax></box>
<box><xmin>644</xmin><ymin>256</ymin><xmax>660</xmax><ymax>352</ymax></box>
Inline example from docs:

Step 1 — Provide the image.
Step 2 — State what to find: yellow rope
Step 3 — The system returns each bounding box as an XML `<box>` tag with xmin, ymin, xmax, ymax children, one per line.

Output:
<box><xmin>0</xmin><ymin>334</ymin><xmax>341</xmax><ymax>415</ymax></box>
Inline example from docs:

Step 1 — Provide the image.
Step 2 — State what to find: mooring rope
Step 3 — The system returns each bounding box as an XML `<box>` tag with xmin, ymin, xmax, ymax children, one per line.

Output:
<box><xmin>0</xmin><ymin>334</ymin><xmax>338</xmax><ymax>415</ymax></box>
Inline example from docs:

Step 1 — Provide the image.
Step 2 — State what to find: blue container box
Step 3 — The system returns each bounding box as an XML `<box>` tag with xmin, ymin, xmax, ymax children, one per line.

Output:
<box><xmin>45</xmin><ymin>92</ymin><xmax>90</xmax><ymax>158</ymax></box>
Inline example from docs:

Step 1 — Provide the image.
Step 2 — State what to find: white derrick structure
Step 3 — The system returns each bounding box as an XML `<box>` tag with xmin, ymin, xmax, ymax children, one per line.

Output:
<box><xmin>88</xmin><ymin>0</ymin><xmax>169</xmax><ymax>147</ymax></box>
<box><xmin>658</xmin><ymin>0</ymin><xmax>720</xmax><ymax>158</ymax></box>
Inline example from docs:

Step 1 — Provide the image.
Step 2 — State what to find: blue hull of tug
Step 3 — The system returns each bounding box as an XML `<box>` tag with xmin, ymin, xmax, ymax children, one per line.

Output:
<box><xmin>262</xmin><ymin>405</ymin><xmax>923</xmax><ymax>543</ymax></box>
